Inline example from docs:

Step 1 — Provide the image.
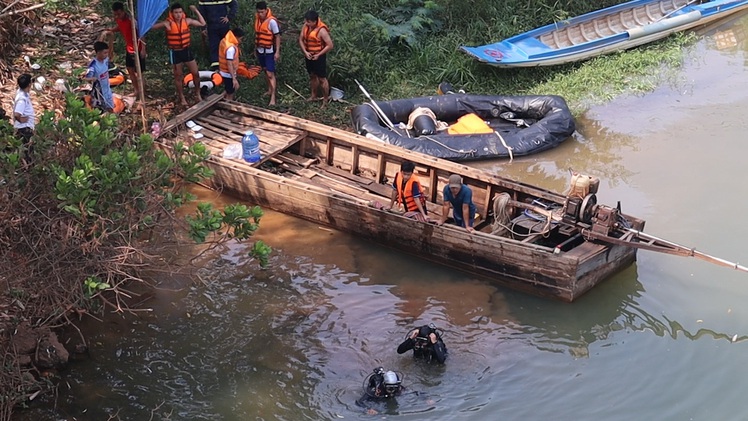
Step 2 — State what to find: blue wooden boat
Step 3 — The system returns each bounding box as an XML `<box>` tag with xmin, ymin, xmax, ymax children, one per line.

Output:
<box><xmin>459</xmin><ymin>0</ymin><xmax>748</xmax><ymax>67</ymax></box>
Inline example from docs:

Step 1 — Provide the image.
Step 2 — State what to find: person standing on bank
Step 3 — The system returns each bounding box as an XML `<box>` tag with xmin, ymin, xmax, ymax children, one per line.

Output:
<box><xmin>218</xmin><ymin>28</ymin><xmax>244</xmax><ymax>101</ymax></box>
<box><xmin>299</xmin><ymin>10</ymin><xmax>333</xmax><ymax>104</ymax></box>
<box><xmin>101</xmin><ymin>2</ymin><xmax>146</xmax><ymax>100</ymax></box>
<box><xmin>254</xmin><ymin>1</ymin><xmax>280</xmax><ymax>106</ymax></box>
<box><xmin>151</xmin><ymin>3</ymin><xmax>206</xmax><ymax>107</ymax></box>
<box><xmin>438</xmin><ymin>174</ymin><xmax>477</xmax><ymax>233</ymax></box>
<box><xmin>385</xmin><ymin>160</ymin><xmax>429</xmax><ymax>222</ymax></box>
<box><xmin>198</xmin><ymin>0</ymin><xmax>238</xmax><ymax>70</ymax></box>
<box><xmin>13</xmin><ymin>73</ymin><xmax>35</xmax><ymax>161</ymax></box>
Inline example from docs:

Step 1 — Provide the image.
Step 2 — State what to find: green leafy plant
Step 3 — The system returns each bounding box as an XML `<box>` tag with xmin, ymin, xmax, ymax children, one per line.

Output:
<box><xmin>83</xmin><ymin>276</ymin><xmax>110</xmax><ymax>298</ymax></box>
<box><xmin>362</xmin><ymin>0</ymin><xmax>443</xmax><ymax>47</ymax></box>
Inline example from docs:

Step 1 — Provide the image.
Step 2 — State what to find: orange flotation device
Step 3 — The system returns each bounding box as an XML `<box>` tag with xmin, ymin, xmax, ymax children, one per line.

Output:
<box><xmin>83</xmin><ymin>94</ymin><xmax>126</xmax><ymax>114</ymax></box>
<box><xmin>109</xmin><ymin>67</ymin><xmax>126</xmax><ymax>87</ymax></box>
<box><xmin>237</xmin><ymin>63</ymin><xmax>261</xmax><ymax>79</ymax></box>
<box><xmin>184</xmin><ymin>71</ymin><xmax>223</xmax><ymax>89</ymax></box>
<box><xmin>447</xmin><ymin>113</ymin><xmax>493</xmax><ymax>135</ymax></box>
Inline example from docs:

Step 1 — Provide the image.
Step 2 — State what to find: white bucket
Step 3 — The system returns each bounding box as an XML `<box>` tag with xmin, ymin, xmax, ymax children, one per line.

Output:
<box><xmin>330</xmin><ymin>87</ymin><xmax>344</xmax><ymax>101</ymax></box>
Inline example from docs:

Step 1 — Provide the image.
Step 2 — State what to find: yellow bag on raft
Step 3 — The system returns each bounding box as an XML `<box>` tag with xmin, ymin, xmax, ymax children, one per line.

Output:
<box><xmin>447</xmin><ymin>113</ymin><xmax>493</xmax><ymax>135</ymax></box>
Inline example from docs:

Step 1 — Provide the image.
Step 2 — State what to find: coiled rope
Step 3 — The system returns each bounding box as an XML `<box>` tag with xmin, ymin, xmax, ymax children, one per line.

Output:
<box><xmin>491</xmin><ymin>193</ymin><xmax>554</xmax><ymax>238</ymax></box>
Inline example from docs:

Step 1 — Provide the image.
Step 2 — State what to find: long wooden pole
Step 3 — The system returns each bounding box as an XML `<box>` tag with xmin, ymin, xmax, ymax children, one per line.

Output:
<box><xmin>507</xmin><ymin>198</ymin><xmax>748</xmax><ymax>273</ymax></box>
<box><xmin>127</xmin><ymin>0</ymin><xmax>147</xmax><ymax>132</ymax></box>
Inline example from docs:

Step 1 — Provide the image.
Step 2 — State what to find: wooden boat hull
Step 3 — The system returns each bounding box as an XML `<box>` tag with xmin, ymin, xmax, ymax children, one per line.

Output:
<box><xmin>460</xmin><ymin>0</ymin><xmax>748</xmax><ymax>67</ymax></box>
<box><xmin>350</xmin><ymin>94</ymin><xmax>576</xmax><ymax>161</ymax></box>
<box><xmin>158</xmin><ymin>97</ymin><xmax>644</xmax><ymax>302</ymax></box>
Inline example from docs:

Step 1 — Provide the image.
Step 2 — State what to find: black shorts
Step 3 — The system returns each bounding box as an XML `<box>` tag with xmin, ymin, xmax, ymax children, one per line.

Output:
<box><xmin>305</xmin><ymin>54</ymin><xmax>327</xmax><ymax>78</ymax></box>
<box><xmin>15</xmin><ymin>127</ymin><xmax>33</xmax><ymax>143</ymax></box>
<box><xmin>125</xmin><ymin>52</ymin><xmax>146</xmax><ymax>71</ymax></box>
<box><xmin>223</xmin><ymin>76</ymin><xmax>235</xmax><ymax>94</ymax></box>
<box><xmin>169</xmin><ymin>48</ymin><xmax>195</xmax><ymax>65</ymax></box>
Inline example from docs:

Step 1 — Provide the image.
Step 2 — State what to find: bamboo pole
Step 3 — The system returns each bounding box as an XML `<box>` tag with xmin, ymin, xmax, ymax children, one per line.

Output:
<box><xmin>0</xmin><ymin>3</ymin><xmax>44</xmax><ymax>18</ymax></box>
<box><xmin>127</xmin><ymin>0</ymin><xmax>147</xmax><ymax>133</ymax></box>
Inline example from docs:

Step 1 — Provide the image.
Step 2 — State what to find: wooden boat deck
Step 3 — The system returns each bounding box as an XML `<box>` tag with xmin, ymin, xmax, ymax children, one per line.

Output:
<box><xmin>176</xmin><ymin>102</ymin><xmax>450</xmax><ymax>219</ymax></box>
<box><xmin>538</xmin><ymin>0</ymin><xmax>689</xmax><ymax>49</ymax></box>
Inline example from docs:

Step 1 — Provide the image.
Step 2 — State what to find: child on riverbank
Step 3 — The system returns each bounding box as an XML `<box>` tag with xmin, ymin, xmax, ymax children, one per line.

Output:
<box><xmin>84</xmin><ymin>41</ymin><xmax>115</xmax><ymax>113</ymax></box>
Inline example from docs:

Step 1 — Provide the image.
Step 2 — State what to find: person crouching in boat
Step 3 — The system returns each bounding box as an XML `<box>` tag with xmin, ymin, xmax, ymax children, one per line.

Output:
<box><xmin>437</xmin><ymin>174</ymin><xmax>477</xmax><ymax>233</ymax></box>
<box><xmin>151</xmin><ymin>3</ymin><xmax>206</xmax><ymax>107</ymax></box>
<box><xmin>397</xmin><ymin>324</ymin><xmax>447</xmax><ymax>364</ymax></box>
<box><xmin>218</xmin><ymin>27</ymin><xmax>244</xmax><ymax>101</ymax></box>
<box><xmin>384</xmin><ymin>160</ymin><xmax>429</xmax><ymax>222</ymax></box>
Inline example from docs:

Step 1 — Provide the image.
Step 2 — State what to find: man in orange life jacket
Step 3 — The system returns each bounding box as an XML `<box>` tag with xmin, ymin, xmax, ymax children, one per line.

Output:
<box><xmin>299</xmin><ymin>10</ymin><xmax>334</xmax><ymax>104</ymax></box>
<box><xmin>101</xmin><ymin>2</ymin><xmax>146</xmax><ymax>101</ymax></box>
<box><xmin>385</xmin><ymin>161</ymin><xmax>429</xmax><ymax>222</ymax></box>
<box><xmin>254</xmin><ymin>1</ymin><xmax>281</xmax><ymax>106</ymax></box>
<box><xmin>152</xmin><ymin>3</ymin><xmax>206</xmax><ymax>107</ymax></box>
<box><xmin>218</xmin><ymin>28</ymin><xmax>244</xmax><ymax>101</ymax></box>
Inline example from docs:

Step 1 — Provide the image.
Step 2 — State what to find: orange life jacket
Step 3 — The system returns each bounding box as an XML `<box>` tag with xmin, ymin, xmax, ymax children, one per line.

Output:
<box><xmin>302</xmin><ymin>19</ymin><xmax>328</xmax><ymax>53</ymax></box>
<box><xmin>254</xmin><ymin>8</ymin><xmax>277</xmax><ymax>49</ymax></box>
<box><xmin>218</xmin><ymin>30</ymin><xmax>241</xmax><ymax>73</ymax></box>
<box><xmin>166</xmin><ymin>13</ymin><xmax>191</xmax><ymax>50</ymax></box>
<box><xmin>395</xmin><ymin>172</ymin><xmax>427</xmax><ymax>213</ymax></box>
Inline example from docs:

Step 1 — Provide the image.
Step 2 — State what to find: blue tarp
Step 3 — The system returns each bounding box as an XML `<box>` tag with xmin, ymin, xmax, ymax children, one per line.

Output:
<box><xmin>137</xmin><ymin>0</ymin><xmax>168</xmax><ymax>37</ymax></box>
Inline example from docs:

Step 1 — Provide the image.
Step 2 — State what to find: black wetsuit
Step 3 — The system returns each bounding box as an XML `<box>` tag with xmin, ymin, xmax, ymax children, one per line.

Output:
<box><xmin>356</xmin><ymin>373</ymin><xmax>403</xmax><ymax>407</ymax></box>
<box><xmin>397</xmin><ymin>335</ymin><xmax>448</xmax><ymax>363</ymax></box>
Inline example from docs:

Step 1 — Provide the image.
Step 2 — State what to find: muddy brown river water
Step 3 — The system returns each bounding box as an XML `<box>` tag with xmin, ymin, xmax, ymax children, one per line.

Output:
<box><xmin>20</xmin><ymin>13</ymin><xmax>748</xmax><ymax>421</ymax></box>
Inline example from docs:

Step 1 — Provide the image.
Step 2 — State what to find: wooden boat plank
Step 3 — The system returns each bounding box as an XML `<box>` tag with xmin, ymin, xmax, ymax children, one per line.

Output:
<box><xmin>195</xmin><ymin>115</ymin><xmax>307</xmax><ymax>166</ymax></box>
<box><xmin>201</xmin><ymin>114</ymin><xmax>300</xmax><ymax>149</ymax></box>
<box><xmin>211</xmin><ymin>108</ymin><xmax>306</xmax><ymax>139</ymax></box>
<box><xmin>190</xmin><ymin>121</ymin><xmax>232</xmax><ymax>146</ymax></box>
<box><xmin>277</xmin><ymin>152</ymin><xmax>318</xmax><ymax>168</ymax></box>
<box><xmin>160</xmin><ymin>94</ymin><xmax>223</xmax><ymax>135</ymax></box>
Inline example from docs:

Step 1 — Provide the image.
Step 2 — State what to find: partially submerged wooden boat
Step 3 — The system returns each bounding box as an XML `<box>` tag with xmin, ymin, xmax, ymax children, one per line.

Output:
<box><xmin>460</xmin><ymin>0</ymin><xmax>748</xmax><ymax>67</ymax></box>
<box><xmin>157</xmin><ymin>95</ymin><xmax>747</xmax><ymax>302</ymax></box>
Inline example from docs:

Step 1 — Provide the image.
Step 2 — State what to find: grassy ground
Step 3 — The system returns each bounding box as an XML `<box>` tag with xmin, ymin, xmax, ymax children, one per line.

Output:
<box><xmin>91</xmin><ymin>0</ymin><xmax>696</xmax><ymax>127</ymax></box>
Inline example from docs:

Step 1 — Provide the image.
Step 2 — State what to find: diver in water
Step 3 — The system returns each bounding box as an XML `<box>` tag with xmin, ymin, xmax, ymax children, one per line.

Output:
<box><xmin>356</xmin><ymin>366</ymin><xmax>404</xmax><ymax>405</ymax></box>
<box><xmin>355</xmin><ymin>367</ymin><xmax>405</xmax><ymax>414</ymax></box>
<box><xmin>397</xmin><ymin>323</ymin><xmax>447</xmax><ymax>364</ymax></box>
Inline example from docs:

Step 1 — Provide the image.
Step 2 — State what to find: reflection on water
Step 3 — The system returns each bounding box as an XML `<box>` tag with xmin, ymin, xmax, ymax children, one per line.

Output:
<box><xmin>20</xmin><ymin>12</ymin><xmax>748</xmax><ymax>420</ymax></box>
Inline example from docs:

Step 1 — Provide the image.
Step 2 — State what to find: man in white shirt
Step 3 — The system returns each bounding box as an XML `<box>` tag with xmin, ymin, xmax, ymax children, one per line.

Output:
<box><xmin>13</xmin><ymin>74</ymin><xmax>35</xmax><ymax>160</ymax></box>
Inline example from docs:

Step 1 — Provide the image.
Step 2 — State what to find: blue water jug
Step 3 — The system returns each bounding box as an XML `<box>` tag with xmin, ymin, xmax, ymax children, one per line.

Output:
<box><xmin>241</xmin><ymin>130</ymin><xmax>261</xmax><ymax>163</ymax></box>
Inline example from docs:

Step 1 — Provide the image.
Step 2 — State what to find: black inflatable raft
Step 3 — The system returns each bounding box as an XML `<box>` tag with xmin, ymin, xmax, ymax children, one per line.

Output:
<box><xmin>350</xmin><ymin>94</ymin><xmax>576</xmax><ymax>161</ymax></box>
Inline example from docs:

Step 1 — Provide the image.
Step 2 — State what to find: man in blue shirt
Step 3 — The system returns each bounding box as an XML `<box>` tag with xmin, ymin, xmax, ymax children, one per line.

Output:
<box><xmin>438</xmin><ymin>174</ymin><xmax>476</xmax><ymax>233</ymax></box>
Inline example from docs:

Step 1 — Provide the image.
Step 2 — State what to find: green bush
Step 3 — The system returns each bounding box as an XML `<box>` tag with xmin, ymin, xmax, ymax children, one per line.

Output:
<box><xmin>0</xmin><ymin>94</ymin><xmax>272</xmax><ymax>322</ymax></box>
